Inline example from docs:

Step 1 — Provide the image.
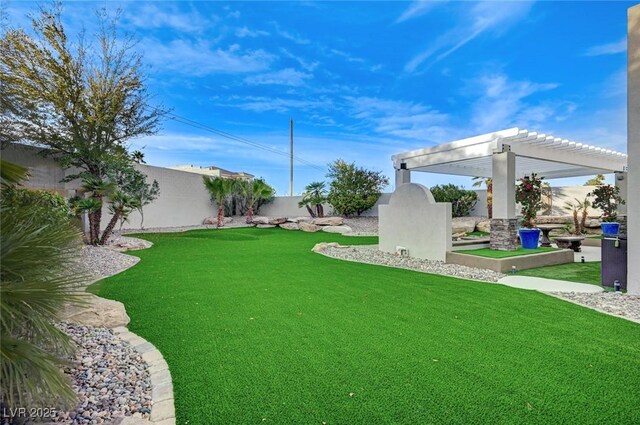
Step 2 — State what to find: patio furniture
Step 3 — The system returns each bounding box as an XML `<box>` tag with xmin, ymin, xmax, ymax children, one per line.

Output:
<box><xmin>537</xmin><ymin>224</ymin><xmax>566</xmax><ymax>247</ymax></box>
<box><xmin>554</xmin><ymin>236</ymin><xmax>585</xmax><ymax>252</ymax></box>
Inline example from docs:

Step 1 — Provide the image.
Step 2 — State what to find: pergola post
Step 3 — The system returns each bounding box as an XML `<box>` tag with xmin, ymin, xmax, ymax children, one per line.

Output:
<box><xmin>490</xmin><ymin>151</ymin><xmax>518</xmax><ymax>251</ymax></box>
<box><xmin>614</xmin><ymin>171</ymin><xmax>628</xmax><ymax>233</ymax></box>
<box><xmin>395</xmin><ymin>167</ymin><xmax>411</xmax><ymax>188</ymax></box>
<box><xmin>627</xmin><ymin>4</ymin><xmax>639</xmax><ymax>295</ymax></box>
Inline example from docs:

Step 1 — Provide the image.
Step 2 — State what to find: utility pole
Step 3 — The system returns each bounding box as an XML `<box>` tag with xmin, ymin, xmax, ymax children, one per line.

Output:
<box><xmin>289</xmin><ymin>118</ymin><xmax>294</xmax><ymax>196</ymax></box>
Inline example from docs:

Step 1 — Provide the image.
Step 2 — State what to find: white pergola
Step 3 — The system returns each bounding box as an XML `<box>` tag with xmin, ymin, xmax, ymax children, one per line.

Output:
<box><xmin>392</xmin><ymin>128</ymin><xmax>628</xmax><ymax>248</ymax></box>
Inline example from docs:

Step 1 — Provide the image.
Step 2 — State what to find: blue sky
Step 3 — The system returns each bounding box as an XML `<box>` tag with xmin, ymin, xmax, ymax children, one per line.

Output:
<box><xmin>5</xmin><ymin>1</ymin><xmax>632</xmax><ymax>194</ymax></box>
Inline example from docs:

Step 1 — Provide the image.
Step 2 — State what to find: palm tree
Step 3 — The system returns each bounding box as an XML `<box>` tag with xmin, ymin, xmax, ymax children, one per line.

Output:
<box><xmin>203</xmin><ymin>176</ymin><xmax>235</xmax><ymax>227</ymax></box>
<box><xmin>563</xmin><ymin>197</ymin><xmax>591</xmax><ymax>235</ymax></box>
<box><xmin>298</xmin><ymin>181</ymin><xmax>327</xmax><ymax>218</ymax></box>
<box><xmin>131</xmin><ymin>150</ymin><xmax>146</xmax><ymax>164</ymax></box>
<box><xmin>472</xmin><ymin>177</ymin><xmax>492</xmax><ymax>218</ymax></box>
<box><xmin>81</xmin><ymin>176</ymin><xmax>116</xmax><ymax>245</ymax></box>
<box><xmin>100</xmin><ymin>192</ymin><xmax>141</xmax><ymax>244</ymax></box>
<box><xmin>245</xmin><ymin>179</ymin><xmax>276</xmax><ymax>224</ymax></box>
<box><xmin>1</xmin><ymin>160</ymin><xmax>86</xmax><ymax>412</ymax></box>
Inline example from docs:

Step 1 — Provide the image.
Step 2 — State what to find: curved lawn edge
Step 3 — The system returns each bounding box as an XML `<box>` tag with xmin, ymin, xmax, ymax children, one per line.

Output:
<box><xmin>85</xmin><ymin>237</ymin><xmax>176</xmax><ymax>425</ymax></box>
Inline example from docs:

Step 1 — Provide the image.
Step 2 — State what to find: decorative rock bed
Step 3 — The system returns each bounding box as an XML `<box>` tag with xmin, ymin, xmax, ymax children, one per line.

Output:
<box><xmin>54</xmin><ymin>323</ymin><xmax>152</xmax><ymax>424</ymax></box>
<box><xmin>549</xmin><ymin>292</ymin><xmax>640</xmax><ymax>323</ymax></box>
<box><xmin>316</xmin><ymin>243</ymin><xmax>506</xmax><ymax>282</ymax></box>
<box><xmin>60</xmin><ymin>235</ymin><xmax>176</xmax><ymax>425</ymax></box>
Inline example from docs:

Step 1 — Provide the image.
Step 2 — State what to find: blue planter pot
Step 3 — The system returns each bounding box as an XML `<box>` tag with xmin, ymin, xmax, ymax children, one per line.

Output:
<box><xmin>519</xmin><ymin>228</ymin><xmax>541</xmax><ymax>249</ymax></box>
<box><xmin>601</xmin><ymin>222</ymin><xmax>620</xmax><ymax>236</ymax></box>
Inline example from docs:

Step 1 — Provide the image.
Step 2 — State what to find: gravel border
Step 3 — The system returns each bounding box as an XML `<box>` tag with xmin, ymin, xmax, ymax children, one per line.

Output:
<box><xmin>546</xmin><ymin>292</ymin><xmax>640</xmax><ymax>324</ymax></box>
<box><xmin>319</xmin><ymin>244</ymin><xmax>505</xmax><ymax>282</ymax></box>
<box><xmin>70</xmin><ymin>237</ymin><xmax>176</xmax><ymax>425</ymax></box>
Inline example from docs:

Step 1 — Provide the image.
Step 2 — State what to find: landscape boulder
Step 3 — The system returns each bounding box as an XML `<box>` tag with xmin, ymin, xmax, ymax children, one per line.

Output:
<box><xmin>256</xmin><ymin>224</ymin><xmax>276</xmax><ymax>228</ymax></box>
<box><xmin>279</xmin><ymin>222</ymin><xmax>299</xmax><ymax>230</ymax></box>
<box><xmin>536</xmin><ymin>215</ymin><xmax>571</xmax><ymax>225</ymax></box>
<box><xmin>62</xmin><ymin>294</ymin><xmax>130</xmax><ymax>328</ymax></box>
<box><xmin>268</xmin><ymin>217</ymin><xmax>288</xmax><ymax>225</ymax></box>
<box><xmin>203</xmin><ymin>216</ymin><xmax>233</xmax><ymax>225</ymax></box>
<box><xmin>311</xmin><ymin>242</ymin><xmax>341</xmax><ymax>253</ymax></box>
<box><xmin>287</xmin><ymin>217</ymin><xmax>310</xmax><ymax>223</ymax></box>
<box><xmin>106</xmin><ymin>237</ymin><xmax>152</xmax><ymax>252</ymax></box>
<box><xmin>322</xmin><ymin>225</ymin><xmax>353</xmax><ymax>235</ymax></box>
<box><xmin>251</xmin><ymin>216</ymin><xmax>270</xmax><ymax>225</ymax></box>
<box><xmin>476</xmin><ymin>219</ymin><xmax>491</xmax><ymax>233</ymax></box>
<box><xmin>452</xmin><ymin>217</ymin><xmax>477</xmax><ymax>234</ymax></box>
<box><xmin>299</xmin><ymin>222</ymin><xmax>321</xmax><ymax>232</ymax></box>
<box><xmin>583</xmin><ymin>218</ymin><xmax>602</xmax><ymax>228</ymax></box>
<box><xmin>312</xmin><ymin>217</ymin><xmax>344</xmax><ymax>226</ymax></box>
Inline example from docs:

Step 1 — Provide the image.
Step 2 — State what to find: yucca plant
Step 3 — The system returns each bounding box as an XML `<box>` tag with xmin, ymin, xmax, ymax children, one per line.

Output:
<box><xmin>1</xmin><ymin>161</ymin><xmax>86</xmax><ymax>412</ymax></box>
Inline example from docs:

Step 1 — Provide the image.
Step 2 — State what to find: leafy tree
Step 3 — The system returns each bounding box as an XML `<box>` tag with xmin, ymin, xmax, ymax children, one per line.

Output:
<box><xmin>106</xmin><ymin>162</ymin><xmax>159</xmax><ymax>230</ymax></box>
<box><xmin>584</xmin><ymin>174</ymin><xmax>606</xmax><ymax>186</ymax></box>
<box><xmin>327</xmin><ymin>160</ymin><xmax>389</xmax><ymax>217</ymax></box>
<box><xmin>430</xmin><ymin>184</ymin><xmax>478</xmax><ymax>218</ymax></box>
<box><xmin>298</xmin><ymin>181</ymin><xmax>327</xmax><ymax>218</ymax></box>
<box><xmin>0</xmin><ymin>4</ymin><xmax>164</xmax><ymax>244</ymax></box>
<box><xmin>1</xmin><ymin>160</ymin><xmax>86</xmax><ymax>412</ymax></box>
<box><xmin>588</xmin><ymin>184</ymin><xmax>625</xmax><ymax>223</ymax></box>
<box><xmin>472</xmin><ymin>177</ymin><xmax>492</xmax><ymax>218</ymax></box>
<box><xmin>203</xmin><ymin>176</ymin><xmax>236</xmax><ymax>227</ymax></box>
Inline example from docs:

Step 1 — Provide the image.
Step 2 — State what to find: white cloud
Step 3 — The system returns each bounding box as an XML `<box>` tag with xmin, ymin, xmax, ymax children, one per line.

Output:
<box><xmin>124</xmin><ymin>4</ymin><xmax>213</xmax><ymax>33</ymax></box>
<box><xmin>585</xmin><ymin>38</ymin><xmax>626</xmax><ymax>56</ymax></box>
<box><xmin>141</xmin><ymin>39</ymin><xmax>275</xmax><ymax>75</ymax></box>
<box><xmin>405</xmin><ymin>1</ymin><xmax>534</xmax><ymax>73</ymax></box>
<box><xmin>244</xmin><ymin>68</ymin><xmax>313</xmax><ymax>87</ymax></box>
<box><xmin>235</xmin><ymin>27</ymin><xmax>270</xmax><ymax>38</ymax></box>
<box><xmin>216</xmin><ymin>96</ymin><xmax>333</xmax><ymax>113</ymax></box>
<box><xmin>467</xmin><ymin>73</ymin><xmax>561</xmax><ymax>132</ymax></box>
<box><xmin>395</xmin><ymin>1</ymin><xmax>440</xmax><ymax>24</ymax></box>
<box><xmin>347</xmin><ymin>96</ymin><xmax>450</xmax><ymax>141</ymax></box>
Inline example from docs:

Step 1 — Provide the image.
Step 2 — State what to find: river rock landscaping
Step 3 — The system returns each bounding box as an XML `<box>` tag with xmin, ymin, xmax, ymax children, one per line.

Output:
<box><xmin>54</xmin><ymin>323</ymin><xmax>152</xmax><ymax>424</ymax></box>
<box><xmin>317</xmin><ymin>243</ymin><xmax>505</xmax><ymax>282</ymax></box>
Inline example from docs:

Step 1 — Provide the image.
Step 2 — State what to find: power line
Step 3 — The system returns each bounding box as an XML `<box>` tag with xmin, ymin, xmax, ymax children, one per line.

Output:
<box><xmin>145</xmin><ymin>108</ymin><xmax>326</xmax><ymax>172</ymax></box>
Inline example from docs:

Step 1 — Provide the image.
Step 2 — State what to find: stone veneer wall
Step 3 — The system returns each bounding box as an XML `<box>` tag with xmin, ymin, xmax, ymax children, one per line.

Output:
<box><xmin>490</xmin><ymin>219</ymin><xmax>518</xmax><ymax>251</ymax></box>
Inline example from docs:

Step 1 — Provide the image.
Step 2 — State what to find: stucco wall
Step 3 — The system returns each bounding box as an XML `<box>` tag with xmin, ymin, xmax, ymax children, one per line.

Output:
<box><xmin>100</xmin><ymin>164</ymin><xmax>214</xmax><ymax>229</ymax></box>
<box><xmin>379</xmin><ymin>183</ymin><xmax>452</xmax><ymax>261</ymax></box>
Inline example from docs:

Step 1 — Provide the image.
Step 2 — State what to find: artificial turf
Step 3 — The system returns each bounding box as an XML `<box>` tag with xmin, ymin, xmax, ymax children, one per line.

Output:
<box><xmin>458</xmin><ymin>246</ymin><xmax>558</xmax><ymax>258</ymax></box>
<box><xmin>90</xmin><ymin>228</ymin><xmax>640</xmax><ymax>424</ymax></box>
<box><xmin>518</xmin><ymin>261</ymin><xmax>602</xmax><ymax>286</ymax></box>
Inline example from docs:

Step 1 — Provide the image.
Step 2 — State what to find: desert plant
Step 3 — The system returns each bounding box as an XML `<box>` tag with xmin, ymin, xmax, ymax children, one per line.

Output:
<box><xmin>563</xmin><ymin>197</ymin><xmax>591</xmax><ymax>235</ymax></box>
<box><xmin>203</xmin><ymin>176</ymin><xmax>236</xmax><ymax>227</ymax></box>
<box><xmin>588</xmin><ymin>184</ymin><xmax>625</xmax><ymax>223</ymax></box>
<box><xmin>472</xmin><ymin>177</ymin><xmax>492</xmax><ymax>218</ymax></box>
<box><xmin>80</xmin><ymin>177</ymin><xmax>116</xmax><ymax>244</ymax></box>
<box><xmin>0</xmin><ymin>161</ymin><xmax>86</xmax><ymax>412</ymax></box>
<box><xmin>327</xmin><ymin>160</ymin><xmax>389</xmax><ymax>217</ymax></box>
<box><xmin>430</xmin><ymin>184</ymin><xmax>478</xmax><ymax>218</ymax></box>
<box><xmin>515</xmin><ymin>173</ymin><xmax>544</xmax><ymax>228</ymax></box>
<box><xmin>245</xmin><ymin>179</ymin><xmax>276</xmax><ymax>223</ymax></box>
<box><xmin>299</xmin><ymin>181</ymin><xmax>327</xmax><ymax>218</ymax></box>
<box><xmin>100</xmin><ymin>192</ymin><xmax>141</xmax><ymax>244</ymax></box>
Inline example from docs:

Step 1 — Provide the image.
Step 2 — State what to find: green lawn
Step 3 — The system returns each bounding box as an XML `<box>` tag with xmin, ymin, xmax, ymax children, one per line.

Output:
<box><xmin>458</xmin><ymin>246</ymin><xmax>558</xmax><ymax>258</ymax></box>
<box><xmin>518</xmin><ymin>262</ymin><xmax>602</xmax><ymax>286</ymax></box>
<box><xmin>90</xmin><ymin>228</ymin><xmax>640</xmax><ymax>424</ymax></box>
<box><xmin>464</xmin><ymin>231</ymin><xmax>490</xmax><ymax>237</ymax></box>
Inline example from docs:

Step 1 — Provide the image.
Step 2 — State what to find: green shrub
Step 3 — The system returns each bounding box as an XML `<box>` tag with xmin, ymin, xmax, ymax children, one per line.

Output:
<box><xmin>2</xmin><ymin>187</ymin><xmax>71</xmax><ymax>226</ymax></box>
<box><xmin>430</xmin><ymin>184</ymin><xmax>478</xmax><ymax>217</ymax></box>
<box><xmin>327</xmin><ymin>160</ymin><xmax>389</xmax><ymax>217</ymax></box>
